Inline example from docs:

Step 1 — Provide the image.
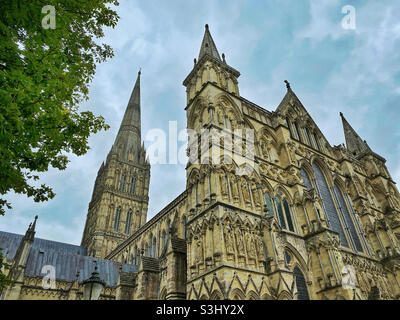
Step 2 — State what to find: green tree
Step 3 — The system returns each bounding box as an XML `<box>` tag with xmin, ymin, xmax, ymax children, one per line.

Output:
<box><xmin>0</xmin><ymin>0</ymin><xmax>120</xmax><ymax>215</ymax></box>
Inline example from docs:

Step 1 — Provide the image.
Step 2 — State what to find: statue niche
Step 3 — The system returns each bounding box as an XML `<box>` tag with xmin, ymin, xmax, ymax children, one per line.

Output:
<box><xmin>260</xmin><ymin>133</ymin><xmax>279</xmax><ymax>164</ymax></box>
<box><xmin>224</xmin><ymin>225</ymin><xmax>235</xmax><ymax>259</ymax></box>
<box><xmin>195</xmin><ymin>237</ymin><xmax>204</xmax><ymax>265</ymax></box>
<box><xmin>241</xmin><ymin>179</ymin><xmax>252</xmax><ymax>207</ymax></box>
<box><xmin>236</xmin><ymin>230</ymin><xmax>246</xmax><ymax>258</ymax></box>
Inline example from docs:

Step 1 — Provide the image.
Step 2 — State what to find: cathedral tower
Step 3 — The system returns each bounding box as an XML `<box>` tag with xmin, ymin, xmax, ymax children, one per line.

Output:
<box><xmin>81</xmin><ymin>71</ymin><xmax>150</xmax><ymax>258</ymax></box>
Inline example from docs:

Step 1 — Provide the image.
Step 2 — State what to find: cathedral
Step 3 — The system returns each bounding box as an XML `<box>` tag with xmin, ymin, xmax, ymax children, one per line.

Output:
<box><xmin>2</xmin><ymin>25</ymin><xmax>400</xmax><ymax>300</ymax></box>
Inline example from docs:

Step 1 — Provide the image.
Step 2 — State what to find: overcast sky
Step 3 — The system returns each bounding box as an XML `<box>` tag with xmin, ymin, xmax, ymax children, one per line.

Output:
<box><xmin>1</xmin><ymin>0</ymin><xmax>400</xmax><ymax>245</ymax></box>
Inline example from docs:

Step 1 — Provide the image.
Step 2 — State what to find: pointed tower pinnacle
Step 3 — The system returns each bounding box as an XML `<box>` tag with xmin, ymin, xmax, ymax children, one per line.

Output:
<box><xmin>119</xmin><ymin>70</ymin><xmax>141</xmax><ymax>137</ymax></box>
<box><xmin>25</xmin><ymin>215</ymin><xmax>38</xmax><ymax>242</ymax></box>
<box><xmin>198</xmin><ymin>24</ymin><xmax>221</xmax><ymax>61</ymax></box>
<box><xmin>340</xmin><ymin>112</ymin><xmax>372</xmax><ymax>156</ymax></box>
<box><xmin>284</xmin><ymin>80</ymin><xmax>291</xmax><ymax>91</ymax></box>
<box><xmin>112</xmin><ymin>70</ymin><xmax>142</xmax><ymax>161</ymax></box>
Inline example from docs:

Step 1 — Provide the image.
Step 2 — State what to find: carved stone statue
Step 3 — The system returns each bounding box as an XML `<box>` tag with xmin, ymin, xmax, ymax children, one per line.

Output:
<box><xmin>219</xmin><ymin>171</ymin><xmax>228</xmax><ymax>197</ymax></box>
<box><xmin>241</xmin><ymin>180</ymin><xmax>251</xmax><ymax>205</ymax></box>
<box><xmin>256</xmin><ymin>235</ymin><xmax>265</xmax><ymax>261</ymax></box>
<box><xmin>252</xmin><ymin>185</ymin><xmax>261</xmax><ymax>207</ymax></box>
<box><xmin>236</xmin><ymin>231</ymin><xmax>245</xmax><ymax>256</ymax></box>
<box><xmin>224</xmin><ymin>227</ymin><xmax>234</xmax><ymax>254</ymax></box>
<box><xmin>195</xmin><ymin>238</ymin><xmax>204</xmax><ymax>264</ymax></box>
<box><xmin>247</xmin><ymin>235</ymin><xmax>256</xmax><ymax>258</ymax></box>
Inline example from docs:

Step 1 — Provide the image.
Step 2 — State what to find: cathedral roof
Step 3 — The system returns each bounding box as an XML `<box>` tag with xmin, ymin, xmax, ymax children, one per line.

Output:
<box><xmin>0</xmin><ymin>231</ymin><xmax>86</xmax><ymax>258</ymax></box>
<box><xmin>0</xmin><ymin>231</ymin><xmax>137</xmax><ymax>287</ymax></box>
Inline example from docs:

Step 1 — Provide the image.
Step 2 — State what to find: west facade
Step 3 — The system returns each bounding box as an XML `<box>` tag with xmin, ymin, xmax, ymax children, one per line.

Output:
<box><xmin>2</xmin><ymin>25</ymin><xmax>400</xmax><ymax>300</ymax></box>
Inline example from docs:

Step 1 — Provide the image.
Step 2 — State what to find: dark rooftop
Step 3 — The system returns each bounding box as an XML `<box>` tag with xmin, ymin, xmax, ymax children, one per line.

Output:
<box><xmin>0</xmin><ymin>231</ymin><xmax>137</xmax><ymax>287</ymax></box>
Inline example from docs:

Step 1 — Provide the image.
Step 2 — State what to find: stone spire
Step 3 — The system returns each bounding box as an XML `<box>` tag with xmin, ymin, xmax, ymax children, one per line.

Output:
<box><xmin>25</xmin><ymin>215</ymin><xmax>38</xmax><ymax>242</ymax></box>
<box><xmin>340</xmin><ymin>112</ymin><xmax>372</xmax><ymax>156</ymax></box>
<box><xmin>112</xmin><ymin>70</ymin><xmax>142</xmax><ymax>161</ymax></box>
<box><xmin>198</xmin><ymin>24</ymin><xmax>221</xmax><ymax>61</ymax></box>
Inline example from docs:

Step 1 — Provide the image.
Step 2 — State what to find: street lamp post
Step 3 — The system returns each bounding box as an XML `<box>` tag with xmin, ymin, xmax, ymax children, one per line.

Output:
<box><xmin>82</xmin><ymin>261</ymin><xmax>106</xmax><ymax>300</ymax></box>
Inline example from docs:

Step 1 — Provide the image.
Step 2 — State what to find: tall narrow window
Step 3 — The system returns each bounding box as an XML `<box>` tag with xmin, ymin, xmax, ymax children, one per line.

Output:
<box><xmin>333</xmin><ymin>184</ymin><xmax>363</xmax><ymax>252</ymax></box>
<box><xmin>225</xmin><ymin>117</ymin><xmax>231</xmax><ymax>130</ymax></box>
<box><xmin>312</xmin><ymin>163</ymin><xmax>349</xmax><ymax>247</ymax></box>
<box><xmin>294</xmin><ymin>267</ymin><xmax>310</xmax><ymax>300</ymax></box>
<box><xmin>119</xmin><ymin>174</ymin><xmax>126</xmax><ymax>191</ymax></box>
<box><xmin>129</xmin><ymin>177</ymin><xmax>136</xmax><ymax>194</ymax></box>
<box><xmin>283</xmin><ymin>199</ymin><xmax>295</xmax><ymax>232</ymax></box>
<box><xmin>194</xmin><ymin>184</ymin><xmax>198</xmax><ymax>205</ymax></box>
<box><xmin>274</xmin><ymin>197</ymin><xmax>287</xmax><ymax>229</ymax></box>
<box><xmin>293</xmin><ymin>122</ymin><xmax>301</xmax><ymax>140</ymax></box>
<box><xmin>247</xmin><ymin>181</ymin><xmax>254</xmax><ymax>209</ymax></box>
<box><xmin>125</xmin><ymin>210</ymin><xmax>132</xmax><ymax>234</ymax></box>
<box><xmin>182</xmin><ymin>216</ymin><xmax>187</xmax><ymax>239</ymax></box>
<box><xmin>313</xmin><ymin>133</ymin><xmax>321</xmax><ymax>151</ymax></box>
<box><xmin>304</xmin><ymin>128</ymin><xmax>312</xmax><ymax>146</ymax></box>
<box><xmin>300</xmin><ymin>168</ymin><xmax>313</xmax><ymax>190</ymax></box>
<box><xmin>286</xmin><ymin>118</ymin><xmax>293</xmax><ymax>138</ymax></box>
<box><xmin>163</xmin><ymin>230</ymin><xmax>167</xmax><ymax>249</ymax></box>
<box><xmin>113</xmin><ymin>208</ymin><xmax>121</xmax><ymax>232</ymax></box>
<box><xmin>153</xmin><ymin>237</ymin><xmax>157</xmax><ymax>257</ymax></box>
<box><xmin>149</xmin><ymin>237</ymin><xmax>153</xmax><ymax>257</ymax></box>
<box><xmin>226</xmin><ymin>173</ymin><xmax>232</xmax><ymax>201</ymax></box>
<box><xmin>347</xmin><ymin>193</ymin><xmax>370</xmax><ymax>255</ymax></box>
<box><xmin>264</xmin><ymin>193</ymin><xmax>275</xmax><ymax>217</ymax></box>
<box><xmin>135</xmin><ymin>246</ymin><xmax>139</xmax><ymax>264</ymax></box>
<box><xmin>208</xmin><ymin>174</ymin><xmax>211</xmax><ymax>199</ymax></box>
<box><xmin>318</xmin><ymin>137</ymin><xmax>325</xmax><ymax>152</ymax></box>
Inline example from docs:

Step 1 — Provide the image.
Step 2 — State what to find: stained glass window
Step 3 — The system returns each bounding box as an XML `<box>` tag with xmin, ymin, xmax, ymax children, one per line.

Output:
<box><xmin>313</xmin><ymin>133</ymin><xmax>321</xmax><ymax>151</ymax></box>
<box><xmin>119</xmin><ymin>174</ymin><xmax>126</xmax><ymax>191</ymax></box>
<box><xmin>153</xmin><ymin>237</ymin><xmax>157</xmax><ymax>257</ymax></box>
<box><xmin>304</xmin><ymin>128</ymin><xmax>312</xmax><ymax>146</ymax></box>
<box><xmin>294</xmin><ymin>267</ymin><xmax>310</xmax><ymax>300</ymax></box>
<box><xmin>129</xmin><ymin>178</ymin><xmax>136</xmax><ymax>194</ymax></box>
<box><xmin>286</xmin><ymin>118</ymin><xmax>293</xmax><ymax>138</ymax></box>
<box><xmin>264</xmin><ymin>193</ymin><xmax>275</xmax><ymax>217</ymax></box>
<box><xmin>294</xmin><ymin>122</ymin><xmax>301</xmax><ymax>140</ymax></box>
<box><xmin>274</xmin><ymin>197</ymin><xmax>287</xmax><ymax>229</ymax></box>
<box><xmin>284</xmin><ymin>251</ymin><xmax>292</xmax><ymax>265</ymax></box>
<box><xmin>312</xmin><ymin>163</ymin><xmax>349</xmax><ymax>247</ymax></box>
<box><xmin>283</xmin><ymin>199</ymin><xmax>295</xmax><ymax>232</ymax></box>
<box><xmin>125</xmin><ymin>210</ymin><xmax>132</xmax><ymax>234</ymax></box>
<box><xmin>334</xmin><ymin>184</ymin><xmax>363</xmax><ymax>252</ymax></box>
<box><xmin>114</xmin><ymin>208</ymin><xmax>121</xmax><ymax>232</ymax></box>
<box><xmin>300</xmin><ymin>168</ymin><xmax>313</xmax><ymax>190</ymax></box>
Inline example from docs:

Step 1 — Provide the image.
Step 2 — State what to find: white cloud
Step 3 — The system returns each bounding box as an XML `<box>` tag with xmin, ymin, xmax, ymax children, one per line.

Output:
<box><xmin>296</xmin><ymin>0</ymin><xmax>344</xmax><ymax>41</ymax></box>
